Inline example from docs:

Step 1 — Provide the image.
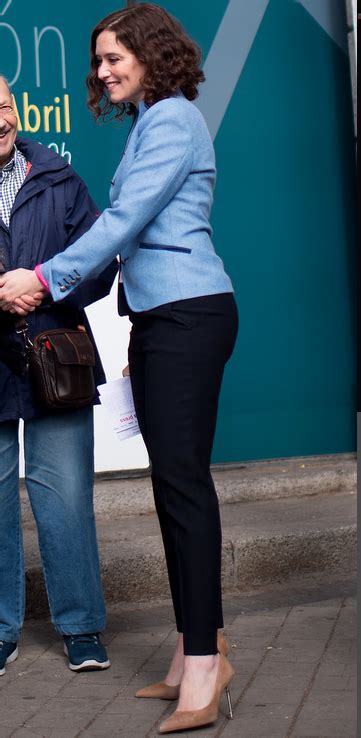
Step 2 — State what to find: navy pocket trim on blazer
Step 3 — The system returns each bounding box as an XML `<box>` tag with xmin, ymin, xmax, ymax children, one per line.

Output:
<box><xmin>139</xmin><ymin>243</ymin><xmax>192</xmax><ymax>254</ymax></box>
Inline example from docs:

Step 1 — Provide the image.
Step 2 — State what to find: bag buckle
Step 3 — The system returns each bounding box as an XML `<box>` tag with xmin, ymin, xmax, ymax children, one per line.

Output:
<box><xmin>15</xmin><ymin>320</ymin><xmax>34</xmax><ymax>352</ymax></box>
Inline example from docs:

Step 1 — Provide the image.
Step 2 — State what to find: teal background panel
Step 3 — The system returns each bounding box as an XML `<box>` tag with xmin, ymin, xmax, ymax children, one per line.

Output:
<box><xmin>210</xmin><ymin>0</ymin><xmax>356</xmax><ymax>461</ymax></box>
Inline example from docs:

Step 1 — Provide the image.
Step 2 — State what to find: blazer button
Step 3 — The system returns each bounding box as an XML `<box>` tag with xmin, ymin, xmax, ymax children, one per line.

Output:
<box><xmin>60</xmin><ymin>285</ymin><xmax>67</xmax><ymax>292</ymax></box>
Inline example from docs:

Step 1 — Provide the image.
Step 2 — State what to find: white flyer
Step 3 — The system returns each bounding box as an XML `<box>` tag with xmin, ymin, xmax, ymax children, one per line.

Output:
<box><xmin>98</xmin><ymin>377</ymin><xmax>140</xmax><ymax>441</ymax></box>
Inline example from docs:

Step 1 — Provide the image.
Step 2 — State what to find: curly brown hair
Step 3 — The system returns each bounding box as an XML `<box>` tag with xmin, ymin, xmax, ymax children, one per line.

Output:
<box><xmin>86</xmin><ymin>3</ymin><xmax>205</xmax><ymax>121</ymax></box>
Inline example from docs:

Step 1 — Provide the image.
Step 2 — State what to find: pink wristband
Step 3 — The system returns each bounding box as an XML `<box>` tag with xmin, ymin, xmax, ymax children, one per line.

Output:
<box><xmin>34</xmin><ymin>264</ymin><xmax>50</xmax><ymax>292</ymax></box>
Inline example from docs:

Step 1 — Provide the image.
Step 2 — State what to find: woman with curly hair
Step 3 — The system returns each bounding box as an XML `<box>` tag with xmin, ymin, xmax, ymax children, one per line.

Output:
<box><xmin>0</xmin><ymin>4</ymin><xmax>238</xmax><ymax>731</ymax></box>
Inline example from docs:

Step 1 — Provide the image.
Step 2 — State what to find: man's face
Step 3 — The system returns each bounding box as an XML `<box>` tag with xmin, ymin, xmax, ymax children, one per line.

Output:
<box><xmin>0</xmin><ymin>79</ymin><xmax>17</xmax><ymax>168</ymax></box>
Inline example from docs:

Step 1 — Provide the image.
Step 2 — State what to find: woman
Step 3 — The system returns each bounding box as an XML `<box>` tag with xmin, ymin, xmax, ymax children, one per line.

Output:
<box><xmin>0</xmin><ymin>4</ymin><xmax>238</xmax><ymax>732</ymax></box>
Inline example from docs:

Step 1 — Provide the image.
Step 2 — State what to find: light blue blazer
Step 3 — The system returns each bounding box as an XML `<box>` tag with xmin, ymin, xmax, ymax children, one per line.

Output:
<box><xmin>41</xmin><ymin>92</ymin><xmax>233</xmax><ymax>311</ymax></box>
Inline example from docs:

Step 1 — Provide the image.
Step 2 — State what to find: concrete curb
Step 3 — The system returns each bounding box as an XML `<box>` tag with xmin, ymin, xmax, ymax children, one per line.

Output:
<box><xmin>25</xmin><ymin>525</ymin><xmax>356</xmax><ymax>619</ymax></box>
<box><xmin>21</xmin><ymin>453</ymin><xmax>357</xmax><ymax>520</ymax></box>
<box><xmin>24</xmin><ymin>488</ymin><xmax>356</xmax><ymax>619</ymax></box>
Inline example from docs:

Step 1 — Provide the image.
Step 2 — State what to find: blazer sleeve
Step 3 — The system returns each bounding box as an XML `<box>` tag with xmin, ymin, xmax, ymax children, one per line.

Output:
<box><xmin>55</xmin><ymin>175</ymin><xmax>118</xmax><ymax>309</ymax></box>
<box><xmin>40</xmin><ymin>102</ymin><xmax>194</xmax><ymax>301</ymax></box>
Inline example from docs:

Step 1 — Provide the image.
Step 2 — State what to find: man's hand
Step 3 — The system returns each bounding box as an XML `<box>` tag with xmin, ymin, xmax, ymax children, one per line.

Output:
<box><xmin>0</xmin><ymin>269</ymin><xmax>46</xmax><ymax>309</ymax></box>
<box><xmin>7</xmin><ymin>293</ymin><xmax>45</xmax><ymax>316</ymax></box>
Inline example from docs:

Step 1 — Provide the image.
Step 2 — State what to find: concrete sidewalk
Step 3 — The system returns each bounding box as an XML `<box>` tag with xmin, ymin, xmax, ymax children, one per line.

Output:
<box><xmin>0</xmin><ymin>573</ymin><xmax>356</xmax><ymax>738</ymax></box>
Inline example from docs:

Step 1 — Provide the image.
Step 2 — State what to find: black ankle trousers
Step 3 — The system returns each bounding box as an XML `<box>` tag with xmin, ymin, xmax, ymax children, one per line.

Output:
<box><xmin>127</xmin><ymin>292</ymin><xmax>238</xmax><ymax>655</ymax></box>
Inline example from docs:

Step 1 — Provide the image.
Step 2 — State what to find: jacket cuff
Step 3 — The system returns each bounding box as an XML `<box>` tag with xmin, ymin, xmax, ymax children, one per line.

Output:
<box><xmin>34</xmin><ymin>264</ymin><xmax>50</xmax><ymax>292</ymax></box>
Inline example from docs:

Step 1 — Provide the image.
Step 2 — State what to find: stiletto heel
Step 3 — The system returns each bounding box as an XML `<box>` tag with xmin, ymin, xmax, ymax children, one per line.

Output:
<box><xmin>135</xmin><ymin>631</ymin><xmax>229</xmax><ymax>700</ymax></box>
<box><xmin>225</xmin><ymin>685</ymin><xmax>234</xmax><ymax>719</ymax></box>
<box><xmin>158</xmin><ymin>653</ymin><xmax>235</xmax><ymax>733</ymax></box>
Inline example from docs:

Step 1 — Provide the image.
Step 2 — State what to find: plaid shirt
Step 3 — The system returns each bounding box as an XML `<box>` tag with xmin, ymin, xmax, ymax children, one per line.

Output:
<box><xmin>0</xmin><ymin>146</ymin><xmax>28</xmax><ymax>227</ymax></box>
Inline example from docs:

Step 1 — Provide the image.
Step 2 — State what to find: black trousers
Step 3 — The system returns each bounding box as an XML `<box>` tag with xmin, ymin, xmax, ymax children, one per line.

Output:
<box><xmin>127</xmin><ymin>293</ymin><xmax>238</xmax><ymax>655</ymax></box>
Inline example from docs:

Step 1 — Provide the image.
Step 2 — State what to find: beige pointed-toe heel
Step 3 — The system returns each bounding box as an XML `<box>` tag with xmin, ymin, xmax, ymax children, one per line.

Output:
<box><xmin>217</xmin><ymin>632</ymin><xmax>229</xmax><ymax>657</ymax></box>
<box><xmin>135</xmin><ymin>681</ymin><xmax>180</xmax><ymax>700</ymax></box>
<box><xmin>158</xmin><ymin>652</ymin><xmax>235</xmax><ymax>734</ymax></box>
<box><xmin>135</xmin><ymin>631</ymin><xmax>229</xmax><ymax>700</ymax></box>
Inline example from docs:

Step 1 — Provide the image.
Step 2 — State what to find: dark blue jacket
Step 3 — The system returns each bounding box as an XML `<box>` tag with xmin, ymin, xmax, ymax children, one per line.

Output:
<box><xmin>0</xmin><ymin>137</ymin><xmax>117</xmax><ymax>422</ymax></box>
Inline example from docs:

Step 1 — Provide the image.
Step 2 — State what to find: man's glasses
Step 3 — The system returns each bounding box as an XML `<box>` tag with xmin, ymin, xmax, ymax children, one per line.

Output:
<box><xmin>0</xmin><ymin>106</ymin><xmax>16</xmax><ymax>121</ymax></box>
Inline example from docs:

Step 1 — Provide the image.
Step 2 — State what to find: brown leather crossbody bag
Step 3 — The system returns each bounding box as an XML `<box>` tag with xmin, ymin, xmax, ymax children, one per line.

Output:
<box><xmin>16</xmin><ymin>322</ymin><xmax>96</xmax><ymax>410</ymax></box>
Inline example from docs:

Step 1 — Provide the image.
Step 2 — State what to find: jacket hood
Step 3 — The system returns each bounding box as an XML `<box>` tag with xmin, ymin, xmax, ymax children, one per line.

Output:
<box><xmin>15</xmin><ymin>137</ymin><xmax>69</xmax><ymax>174</ymax></box>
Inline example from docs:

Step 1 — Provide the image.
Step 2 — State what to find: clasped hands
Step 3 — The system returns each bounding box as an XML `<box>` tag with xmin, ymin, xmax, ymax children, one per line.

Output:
<box><xmin>0</xmin><ymin>268</ymin><xmax>46</xmax><ymax>316</ymax></box>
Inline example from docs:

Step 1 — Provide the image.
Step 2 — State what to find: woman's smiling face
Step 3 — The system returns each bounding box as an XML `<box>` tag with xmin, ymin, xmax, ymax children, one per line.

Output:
<box><xmin>95</xmin><ymin>30</ymin><xmax>146</xmax><ymax>106</ymax></box>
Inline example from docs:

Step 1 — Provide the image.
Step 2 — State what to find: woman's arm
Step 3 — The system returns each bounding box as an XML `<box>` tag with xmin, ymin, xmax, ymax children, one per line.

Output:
<box><xmin>0</xmin><ymin>100</ymin><xmax>194</xmax><ymax>304</ymax></box>
<box><xmin>59</xmin><ymin>177</ymin><xmax>118</xmax><ymax>309</ymax></box>
<box><xmin>0</xmin><ymin>175</ymin><xmax>118</xmax><ymax>308</ymax></box>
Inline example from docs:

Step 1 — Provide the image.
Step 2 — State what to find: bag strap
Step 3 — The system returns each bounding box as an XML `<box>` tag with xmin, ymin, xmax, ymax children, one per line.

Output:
<box><xmin>0</xmin><ymin>259</ymin><xmax>33</xmax><ymax>362</ymax></box>
<box><xmin>14</xmin><ymin>317</ymin><xmax>33</xmax><ymax>347</ymax></box>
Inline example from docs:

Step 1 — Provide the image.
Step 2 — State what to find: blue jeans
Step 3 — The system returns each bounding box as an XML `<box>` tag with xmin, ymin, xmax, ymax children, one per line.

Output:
<box><xmin>0</xmin><ymin>407</ymin><xmax>106</xmax><ymax>641</ymax></box>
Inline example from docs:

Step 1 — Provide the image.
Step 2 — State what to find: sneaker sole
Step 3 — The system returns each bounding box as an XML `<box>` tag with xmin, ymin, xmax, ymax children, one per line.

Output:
<box><xmin>0</xmin><ymin>646</ymin><xmax>19</xmax><ymax>676</ymax></box>
<box><xmin>64</xmin><ymin>645</ymin><xmax>110</xmax><ymax>672</ymax></box>
<box><xmin>68</xmin><ymin>658</ymin><xmax>111</xmax><ymax>672</ymax></box>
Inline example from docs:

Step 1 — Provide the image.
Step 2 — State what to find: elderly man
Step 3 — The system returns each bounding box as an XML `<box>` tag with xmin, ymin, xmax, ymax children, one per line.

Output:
<box><xmin>0</xmin><ymin>76</ymin><xmax>117</xmax><ymax>675</ymax></box>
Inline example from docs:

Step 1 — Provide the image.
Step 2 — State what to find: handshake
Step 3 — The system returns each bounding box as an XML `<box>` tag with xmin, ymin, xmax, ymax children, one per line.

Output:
<box><xmin>0</xmin><ymin>268</ymin><xmax>46</xmax><ymax>316</ymax></box>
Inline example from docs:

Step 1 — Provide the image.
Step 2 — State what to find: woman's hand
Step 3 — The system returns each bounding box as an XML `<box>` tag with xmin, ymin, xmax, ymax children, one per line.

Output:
<box><xmin>0</xmin><ymin>269</ymin><xmax>45</xmax><ymax>308</ymax></box>
<box><xmin>122</xmin><ymin>364</ymin><xmax>130</xmax><ymax>376</ymax></box>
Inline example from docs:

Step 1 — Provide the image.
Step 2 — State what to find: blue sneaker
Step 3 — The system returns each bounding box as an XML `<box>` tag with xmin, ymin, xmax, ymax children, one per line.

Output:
<box><xmin>63</xmin><ymin>633</ymin><xmax>110</xmax><ymax>672</ymax></box>
<box><xmin>0</xmin><ymin>641</ymin><xmax>18</xmax><ymax>676</ymax></box>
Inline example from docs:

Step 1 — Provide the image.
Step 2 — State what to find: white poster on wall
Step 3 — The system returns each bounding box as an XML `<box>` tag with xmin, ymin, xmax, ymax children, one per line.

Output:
<box><xmin>85</xmin><ymin>278</ymin><xmax>148</xmax><ymax>472</ymax></box>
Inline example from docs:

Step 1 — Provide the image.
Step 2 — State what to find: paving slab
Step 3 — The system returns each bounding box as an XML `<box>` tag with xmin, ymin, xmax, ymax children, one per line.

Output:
<box><xmin>0</xmin><ymin>573</ymin><xmax>356</xmax><ymax>738</ymax></box>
